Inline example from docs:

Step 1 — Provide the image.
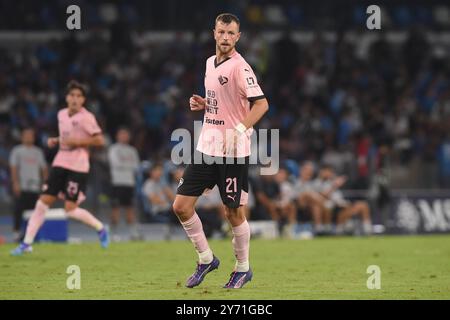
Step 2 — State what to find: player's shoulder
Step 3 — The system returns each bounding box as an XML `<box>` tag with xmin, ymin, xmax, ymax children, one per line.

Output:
<box><xmin>10</xmin><ymin>144</ymin><xmax>22</xmax><ymax>153</ymax></box>
<box><xmin>206</xmin><ymin>55</ymin><xmax>216</xmax><ymax>67</ymax></box>
<box><xmin>81</xmin><ymin>108</ymin><xmax>101</xmax><ymax>125</ymax></box>
<box><xmin>232</xmin><ymin>53</ymin><xmax>254</xmax><ymax>74</ymax></box>
<box><xmin>233</xmin><ymin>52</ymin><xmax>250</xmax><ymax>66</ymax></box>
<box><xmin>80</xmin><ymin>107</ymin><xmax>96</xmax><ymax>119</ymax></box>
<box><xmin>57</xmin><ymin>108</ymin><xmax>68</xmax><ymax>118</ymax></box>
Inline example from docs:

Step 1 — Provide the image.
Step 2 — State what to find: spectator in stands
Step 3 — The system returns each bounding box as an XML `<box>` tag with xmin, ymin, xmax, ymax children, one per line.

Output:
<box><xmin>142</xmin><ymin>162</ymin><xmax>174</xmax><ymax>223</ymax></box>
<box><xmin>293</xmin><ymin>161</ymin><xmax>331</xmax><ymax>234</ymax></box>
<box><xmin>195</xmin><ymin>186</ymin><xmax>226</xmax><ymax>239</ymax></box>
<box><xmin>273</xmin><ymin>167</ymin><xmax>298</xmax><ymax>238</ymax></box>
<box><xmin>316</xmin><ymin>165</ymin><xmax>372</xmax><ymax>235</ymax></box>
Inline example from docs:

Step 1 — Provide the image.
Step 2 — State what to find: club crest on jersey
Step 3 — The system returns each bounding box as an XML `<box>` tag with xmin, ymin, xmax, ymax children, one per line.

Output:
<box><xmin>218</xmin><ymin>75</ymin><xmax>228</xmax><ymax>85</ymax></box>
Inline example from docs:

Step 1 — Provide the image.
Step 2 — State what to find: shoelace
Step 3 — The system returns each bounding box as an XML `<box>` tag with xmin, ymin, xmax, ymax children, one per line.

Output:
<box><xmin>191</xmin><ymin>263</ymin><xmax>202</xmax><ymax>277</ymax></box>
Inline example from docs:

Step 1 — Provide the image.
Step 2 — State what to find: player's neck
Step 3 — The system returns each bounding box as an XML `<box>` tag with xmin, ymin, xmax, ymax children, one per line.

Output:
<box><xmin>216</xmin><ymin>48</ymin><xmax>236</xmax><ymax>63</ymax></box>
<box><xmin>68</xmin><ymin>106</ymin><xmax>82</xmax><ymax>116</ymax></box>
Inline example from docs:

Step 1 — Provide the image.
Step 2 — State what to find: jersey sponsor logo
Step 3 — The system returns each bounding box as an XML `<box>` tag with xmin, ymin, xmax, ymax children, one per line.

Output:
<box><xmin>178</xmin><ymin>178</ymin><xmax>184</xmax><ymax>188</ymax></box>
<box><xmin>227</xmin><ymin>194</ymin><xmax>237</xmax><ymax>202</ymax></box>
<box><xmin>218</xmin><ymin>75</ymin><xmax>228</xmax><ymax>85</ymax></box>
<box><xmin>205</xmin><ymin>117</ymin><xmax>224</xmax><ymax>126</ymax></box>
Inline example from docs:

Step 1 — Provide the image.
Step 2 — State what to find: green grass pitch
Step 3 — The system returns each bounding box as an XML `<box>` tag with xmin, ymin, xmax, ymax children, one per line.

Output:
<box><xmin>1</xmin><ymin>235</ymin><xmax>450</xmax><ymax>299</ymax></box>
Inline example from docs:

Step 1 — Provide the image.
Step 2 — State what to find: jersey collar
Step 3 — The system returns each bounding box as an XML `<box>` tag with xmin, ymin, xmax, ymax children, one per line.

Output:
<box><xmin>214</xmin><ymin>51</ymin><xmax>238</xmax><ymax>68</ymax></box>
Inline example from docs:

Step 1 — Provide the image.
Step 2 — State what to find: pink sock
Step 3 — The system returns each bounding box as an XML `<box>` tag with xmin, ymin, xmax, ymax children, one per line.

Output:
<box><xmin>24</xmin><ymin>200</ymin><xmax>48</xmax><ymax>245</ymax></box>
<box><xmin>66</xmin><ymin>207</ymin><xmax>103</xmax><ymax>231</ymax></box>
<box><xmin>180</xmin><ymin>212</ymin><xmax>211</xmax><ymax>261</ymax></box>
<box><xmin>232</xmin><ymin>220</ymin><xmax>250</xmax><ymax>271</ymax></box>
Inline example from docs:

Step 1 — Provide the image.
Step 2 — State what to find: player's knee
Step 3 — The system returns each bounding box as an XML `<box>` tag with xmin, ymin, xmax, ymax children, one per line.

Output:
<box><xmin>64</xmin><ymin>202</ymin><xmax>78</xmax><ymax>214</ymax></box>
<box><xmin>39</xmin><ymin>194</ymin><xmax>56</xmax><ymax>207</ymax></box>
<box><xmin>172</xmin><ymin>202</ymin><xmax>191</xmax><ymax>218</ymax></box>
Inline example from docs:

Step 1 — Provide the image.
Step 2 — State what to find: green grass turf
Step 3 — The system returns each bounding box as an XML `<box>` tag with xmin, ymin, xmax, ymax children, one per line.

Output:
<box><xmin>1</xmin><ymin>235</ymin><xmax>450</xmax><ymax>299</ymax></box>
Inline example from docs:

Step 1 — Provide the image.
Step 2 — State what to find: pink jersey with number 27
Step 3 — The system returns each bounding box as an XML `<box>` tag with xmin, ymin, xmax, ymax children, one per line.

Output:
<box><xmin>52</xmin><ymin>107</ymin><xmax>102</xmax><ymax>173</ymax></box>
<box><xmin>196</xmin><ymin>51</ymin><xmax>265</xmax><ymax>158</ymax></box>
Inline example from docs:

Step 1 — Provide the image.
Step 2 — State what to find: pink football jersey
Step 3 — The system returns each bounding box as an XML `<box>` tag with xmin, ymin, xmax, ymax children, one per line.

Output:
<box><xmin>52</xmin><ymin>107</ymin><xmax>102</xmax><ymax>173</ymax></box>
<box><xmin>196</xmin><ymin>51</ymin><xmax>265</xmax><ymax>157</ymax></box>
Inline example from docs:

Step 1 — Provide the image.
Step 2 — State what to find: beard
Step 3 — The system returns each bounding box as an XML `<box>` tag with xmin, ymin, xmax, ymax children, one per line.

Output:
<box><xmin>218</xmin><ymin>43</ymin><xmax>234</xmax><ymax>55</ymax></box>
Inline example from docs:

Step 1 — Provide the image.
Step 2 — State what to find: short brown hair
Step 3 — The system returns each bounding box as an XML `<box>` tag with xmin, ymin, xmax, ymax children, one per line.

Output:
<box><xmin>215</xmin><ymin>13</ymin><xmax>240</xmax><ymax>28</ymax></box>
<box><xmin>66</xmin><ymin>80</ymin><xmax>88</xmax><ymax>97</ymax></box>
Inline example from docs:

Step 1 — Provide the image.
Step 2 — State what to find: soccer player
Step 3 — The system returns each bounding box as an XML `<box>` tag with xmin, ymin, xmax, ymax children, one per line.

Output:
<box><xmin>108</xmin><ymin>127</ymin><xmax>141</xmax><ymax>241</ymax></box>
<box><xmin>11</xmin><ymin>80</ymin><xmax>109</xmax><ymax>255</ymax></box>
<box><xmin>173</xmin><ymin>13</ymin><xmax>269</xmax><ymax>289</ymax></box>
<box><xmin>9</xmin><ymin>128</ymin><xmax>48</xmax><ymax>242</ymax></box>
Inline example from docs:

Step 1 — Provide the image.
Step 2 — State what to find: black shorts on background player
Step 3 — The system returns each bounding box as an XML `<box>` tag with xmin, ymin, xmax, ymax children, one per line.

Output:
<box><xmin>42</xmin><ymin>166</ymin><xmax>87</xmax><ymax>202</ymax></box>
<box><xmin>177</xmin><ymin>154</ymin><xmax>249</xmax><ymax>209</ymax></box>
<box><xmin>110</xmin><ymin>186</ymin><xmax>134</xmax><ymax>207</ymax></box>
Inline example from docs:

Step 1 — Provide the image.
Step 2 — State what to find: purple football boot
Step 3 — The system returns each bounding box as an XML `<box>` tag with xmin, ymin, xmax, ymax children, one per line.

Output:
<box><xmin>186</xmin><ymin>256</ymin><xmax>220</xmax><ymax>288</ymax></box>
<box><xmin>223</xmin><ymin>268</ymin><xmax>253</xmax><ymax>289</ymax></box>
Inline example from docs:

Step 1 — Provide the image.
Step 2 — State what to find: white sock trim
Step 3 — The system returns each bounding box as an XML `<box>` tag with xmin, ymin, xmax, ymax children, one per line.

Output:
<box><xmin>198</xmin><ymin>248</ymin><xmax>213</xmax><ymax>264</ymax></box>
<box><xmin>235</xmin><ymin>260</ymin><xmax>249</xmax><ymax>272</ymax></box>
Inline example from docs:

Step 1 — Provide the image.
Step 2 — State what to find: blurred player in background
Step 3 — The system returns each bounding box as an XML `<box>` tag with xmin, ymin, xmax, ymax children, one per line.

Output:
<box><xmin>173</xmin><ymin>13</ymin><xmax>269</xmax><ymax>289</ymax></box>
<box><xmin>11</xmin><ymin>80</ymin><xmax>109</xmax><ymax>255</ymax></box>
<box><xmin>108</xmin><ymin>127</ymin><xmax>141</xmax><ymax>241</ymax></box>
<box><xmin>9</xmin><ymin>128</ymin><xmax>48</xmax><ymax>242</ymax></box>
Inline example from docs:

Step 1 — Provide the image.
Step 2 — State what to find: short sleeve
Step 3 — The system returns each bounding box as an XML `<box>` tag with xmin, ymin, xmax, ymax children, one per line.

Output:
<box><xmin>237</xmin><ymin>64</ymin><xmax>265</xmax><ymax>102</ymax></box>
<box><xmin>38</xmin><ymin>149</ymin><xmax>47</xmax><ymax>168</ymax></box>
<box><xmin>84</xmin><ymin>114</ymin><xmax>102</xmax><ymax>136</ymax></box>
<box><xmin>9</xmin><ymin>148</ymin><xmax>18</xmax><ymax>167</ymax></box>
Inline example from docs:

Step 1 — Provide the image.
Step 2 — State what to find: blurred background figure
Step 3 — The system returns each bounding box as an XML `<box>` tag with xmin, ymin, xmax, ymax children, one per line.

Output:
<box><xmin>108</xmin><ymin>127</ymin><xmax>141</xmax><ymax>241</ymax></box>
<box><xmin>294</xmin><ymin>162</ymin><xmax>330</xmax><ymax>235</ymax></box>
<box><xmin>273</xmin><ymin>167</ymin><xmax>297</xmax><ymax>238</ymax></box>
<box><xmin>0</xmin><ymin>1</ymin><xmax>449</xmax><ymax>241</ymax></box>
<box><xmin>195</xmin><ymin>186</ymin><xmax>226</xmax><ymax>239</ymax></box>
<box><xmin>142</xmin><ymin>163</ymin><xmax>175</xmax><ymax>222</ymax></box>
<box><xmin>316</xmin><ymin>164</ymin><xmax>372</xmax><ymax>235</ymax></box>
<box><xmin>9</xmin><ymin>128</ymin><xmax>47</xmax><ymax>242</ymax></box>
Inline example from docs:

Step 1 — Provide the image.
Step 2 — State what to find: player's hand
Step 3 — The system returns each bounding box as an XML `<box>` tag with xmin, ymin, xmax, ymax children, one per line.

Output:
<box><xmin>47</xmin><ymin>137</ymin><xmax>59</xmax><ymax>148</ymax></box>
<box><xmin>189</xmin><ymin>94</ymin><xmax>206</xmax><ymax>111</ymax></box>
<box><xmin>334</xmin><ymin>176</ymin><xmax>348</xmax><ymax>188</ymax></box>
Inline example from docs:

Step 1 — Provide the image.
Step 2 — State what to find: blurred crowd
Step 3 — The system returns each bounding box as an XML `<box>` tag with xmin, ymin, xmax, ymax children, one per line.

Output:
<box><xmin>1</xmin><ymin>0</ymin><xmax>449</xmax><ymax>31</ymax></box>
<box><xmin>1</xmin><ymin>26</ymin><xmax>449</xmax><ymax>197</ymax></box>
<box><xmin>0</xmin><ymin>1</ymin><xmax>450</xmax><ymax>239</ymax></box>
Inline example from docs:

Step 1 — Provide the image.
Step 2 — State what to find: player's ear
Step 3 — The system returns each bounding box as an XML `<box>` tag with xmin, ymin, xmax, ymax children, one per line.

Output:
<box><xmin>236</xmin><ymin>32</ymin><xmax>241</xmax><ymax>42</ymax></box>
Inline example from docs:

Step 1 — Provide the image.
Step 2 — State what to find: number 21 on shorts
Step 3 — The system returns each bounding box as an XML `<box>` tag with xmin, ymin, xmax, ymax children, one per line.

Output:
<box><xmin>226</xmin><ymin>177</ymin><xmax>237</xmax><ymax>193</ymax></box>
